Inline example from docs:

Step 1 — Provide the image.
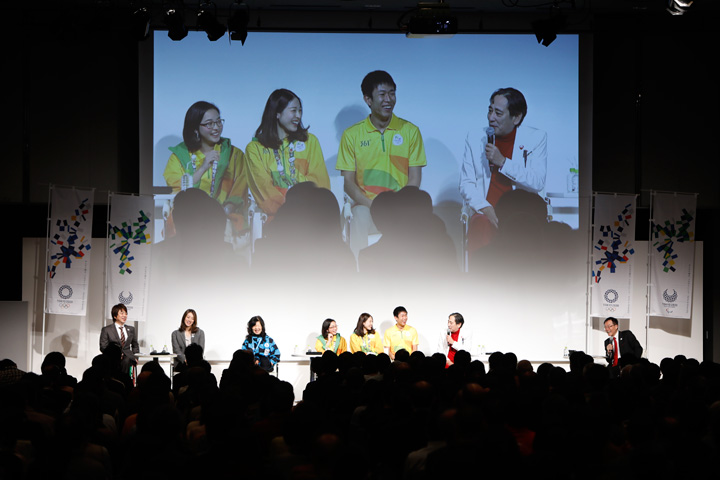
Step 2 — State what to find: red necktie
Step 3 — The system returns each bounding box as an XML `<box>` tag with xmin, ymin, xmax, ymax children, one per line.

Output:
<box><xmin>613</xmin><ymin>337</ymin><xmax>618</xmax><ymax>367</ymax></box>
<box><xmin>120</xmin><ymin>327</ymin><xmax>126</xmax><ymax>348</ymax></box>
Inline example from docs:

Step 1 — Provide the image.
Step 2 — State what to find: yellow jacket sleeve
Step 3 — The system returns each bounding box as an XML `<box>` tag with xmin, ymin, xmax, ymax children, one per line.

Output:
<box><xmin>164</xmin><ymin>153</ymin><xmax>186</xmax><ymax>192</ymax></box>
<box><xmin>304</xmin><ymin>135</ymin><xmax>330</xmax><ymax>189</ymax></box>
<box><xmin>220</xmin><ymin>146</ymin><xmax>247</xmax><ymax>208</ymax></box>
<box><xmin>349</xmin><ymin>334</ymin><xmax>361</xmax><ymax>353</ymax></box>
<box><xmin>337</xmin><ymin>337</ymin><xmax>348</xmax><ymax>354</ymax></box>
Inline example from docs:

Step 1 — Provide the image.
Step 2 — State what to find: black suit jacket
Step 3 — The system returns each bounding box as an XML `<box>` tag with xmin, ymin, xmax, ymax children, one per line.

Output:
<box><xmin>604</xmin><ymin>330</ymin><xmax>643</xmax><ymax>365</ymax></box>
<box><xmin>100</xmin><ymin>323</ymin><xmax>139</xmax><ymax>364</ymax></box>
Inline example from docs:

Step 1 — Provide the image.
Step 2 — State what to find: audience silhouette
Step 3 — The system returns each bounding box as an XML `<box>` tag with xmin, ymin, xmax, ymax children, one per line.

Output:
<box><xmin>1</xmin><ymin>348</ymin><xmax>718</xmax><ymax>479</ymax></box>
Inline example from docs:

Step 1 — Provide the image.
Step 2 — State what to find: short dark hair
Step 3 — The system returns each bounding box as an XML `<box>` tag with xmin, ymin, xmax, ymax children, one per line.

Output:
<box><xmin>490</xmin><ymin>87</ymin><xmax>527</xmax><ymax>127</ymax></box>
<box><xmin>604</xmin><ymin>317</ymin><xmax>619</xmax><ymax>326</ymax></box>
<box><xmin>393</xmin><ymin>306</ymin><xmax>407</xmax><ymax>318</ymax></box>
<box><xmin>254</xmin><ymin>88</ymin><xmax>309</xmax><ymax>149</ymax></box>
<box><xmin>183</xmin><ymin>101</ymin><xmax>221</xmax><ymax>151</ymax></box>
<box><xmin>361</xmin><ymin>70</ymin><xmax>396</xmax><ymax>98</ymax></box>
<box><xmin>111</xmin><ymin>303</ymin><xmax>127</xmax><ymax>322</ymax></box>
<box><xmin>450</xmin><ymin>312</ymin><xmax>464</xmax><ymax>327</ymax></box>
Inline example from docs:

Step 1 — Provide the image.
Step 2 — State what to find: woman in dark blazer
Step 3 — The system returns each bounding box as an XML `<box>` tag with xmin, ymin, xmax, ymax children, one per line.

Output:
<box><xmin>171</xmin><ymin>308</ymin><xmax>206</xmax><ymax>367</ymax></box>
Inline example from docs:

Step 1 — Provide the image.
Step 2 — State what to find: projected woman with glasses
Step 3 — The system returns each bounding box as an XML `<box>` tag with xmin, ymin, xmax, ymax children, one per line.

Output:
<box><xmin>164</xmin><ymin>101</ymin><xmax>247</xmax><ymax>220</ymax></box>
<box><xmin>245</xmin><ymin>89</ymin><xmax>330</xmax><ymax>218</ymax></box>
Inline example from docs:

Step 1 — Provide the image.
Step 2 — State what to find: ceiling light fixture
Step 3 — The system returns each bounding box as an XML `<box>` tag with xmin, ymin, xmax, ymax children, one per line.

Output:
<box><xmin>198</xmin><ymin>2</ymin><xmax>226</xmax><ymax>41</ymax></box>
<box><xmin>403</xmin><ymin>2</ymin><xmax>458</xmax><ymax>38</ymax></box>
<box><xmin>164</xmin><ymin>2</ymin><xmax>188</xmax><ymax>41</ymax></box>
<box><xmin>228</xmin><ymin>2</ymin><xmax>250</xmax><ymax>45</ymax></box>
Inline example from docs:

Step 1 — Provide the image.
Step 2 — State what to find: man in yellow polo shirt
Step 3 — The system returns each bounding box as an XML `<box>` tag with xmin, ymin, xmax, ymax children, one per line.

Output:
<box><xmin>383</xmin><ymin>306</ymin><xmax>419</xmax><ymax>360</ymax></box>
<box><xmin>336</xmin><ymin>70</ymin><xmax>427</xmax><ymax>258</ymax></box>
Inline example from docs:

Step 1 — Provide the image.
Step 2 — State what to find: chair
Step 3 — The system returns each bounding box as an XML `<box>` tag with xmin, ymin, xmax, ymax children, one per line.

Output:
<box><xmin>247</xmin><ymin>191</ymin><xmax>268</xmax><ymax>262</ymax></box>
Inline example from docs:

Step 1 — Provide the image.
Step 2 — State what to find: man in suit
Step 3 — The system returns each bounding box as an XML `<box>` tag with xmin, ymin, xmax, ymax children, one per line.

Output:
<box><xmin>604</xmin><ymin>316</ymin><xmax>643</xmax><ymax>376</ymax></box>
<box><xmin>99</xmin><ymin>303</ymin><xmax>139</xmax><ymax>378</ymax></box>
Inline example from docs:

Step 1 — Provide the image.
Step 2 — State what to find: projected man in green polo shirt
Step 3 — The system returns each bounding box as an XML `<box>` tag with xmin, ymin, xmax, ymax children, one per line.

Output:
<box><xmin>336</xmin><ymin>70</ymin><xmax>427</xmax><ymax>258</ymax></box>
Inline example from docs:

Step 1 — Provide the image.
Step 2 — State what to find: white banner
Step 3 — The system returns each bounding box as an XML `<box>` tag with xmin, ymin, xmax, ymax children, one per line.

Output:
<box><xmin>106</xmin><ymin>194</ymin><xmax>153</xmax><ymax>322</ymax></box>
<box><xmin>45</xmin><ymin>187</ymin><xmax>94</xmax><ymax>315</ymax></box>
<box><xmin>649</xmin><ymin>192</ymin><xmax>696</xmax><ymax>318</ymax></box>
<box><xmin>590</xmin><ymin>194</ymin><xmax>637</xmax><ymax>318</ymax></box>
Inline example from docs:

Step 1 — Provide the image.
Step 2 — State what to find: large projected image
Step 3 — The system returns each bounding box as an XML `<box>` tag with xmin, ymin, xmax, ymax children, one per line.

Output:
<box><xmin>143</xmin><ymin>31</ymin><xmax>586</xmax><ymax>363</ymax></box>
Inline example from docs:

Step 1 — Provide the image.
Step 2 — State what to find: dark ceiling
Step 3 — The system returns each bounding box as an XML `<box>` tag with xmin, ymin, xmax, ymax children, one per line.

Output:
<box><xmin>7</xmin><ymin>0</ymin><xmax>718</xmax><ymax>35</ymax></box>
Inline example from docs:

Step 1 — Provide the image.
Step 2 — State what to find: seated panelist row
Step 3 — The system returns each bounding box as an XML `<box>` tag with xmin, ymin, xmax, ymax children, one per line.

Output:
<box><xmin>101</xmin><ymin>304</ymin><xmax>472</xmax><ymax>380</ymax></box>
<box><xmin>315</xmin><ymin>308</ymin><xmax>418</xmax><ymax>360</ymax></box>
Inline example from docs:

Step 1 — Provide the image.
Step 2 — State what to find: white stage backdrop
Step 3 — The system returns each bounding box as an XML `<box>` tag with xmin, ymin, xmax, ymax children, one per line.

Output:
<box><xmin>45</xmin><ymin>186</ymin><xmax>94</xmax><ymax>316</ymax></box>
<box><xmin>591</xmin><ymin>194</ymin><xmax>637</xmax><ymax>319</ymax></box>
<box><xmin>649</xmin><ymin>192</ymin><xmax>697</xmax><ymax>318</ymax></box>
<box><xmin>106</xmin><ymin>194</ymin><xmax>154</xmax><ymax>322</ymax></box>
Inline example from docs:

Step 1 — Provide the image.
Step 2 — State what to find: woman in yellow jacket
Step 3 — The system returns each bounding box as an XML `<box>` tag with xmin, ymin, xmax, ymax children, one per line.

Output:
<box><xmin>245</xmin><ymin>89</ymin><xmax>330</xmax><ymax>217</ymax></box>
<box><xmin>315</xmin><ymin>318</ymin><xmax>347</xmax><ymax>354</ymax></box>
<box><xmin>164</xmin><ymin>101</ymin><xmax>246</xmax><ymax>216</ymax></box>
<box><xmin>349</xmin><ymin>313</ymin><xmax>384</xmax><ymax>354</ymax></box>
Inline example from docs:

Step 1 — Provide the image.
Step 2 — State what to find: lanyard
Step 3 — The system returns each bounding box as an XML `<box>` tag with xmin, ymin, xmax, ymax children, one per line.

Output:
<box><xmin>273</xmin><ymin>141</ymin><xmax>297</xmax><ymax>187</ymax></box>
<box><xmin>188</xmin><ymin>152</ymin><xmax>219</xmax><ymax>196</ymax></box>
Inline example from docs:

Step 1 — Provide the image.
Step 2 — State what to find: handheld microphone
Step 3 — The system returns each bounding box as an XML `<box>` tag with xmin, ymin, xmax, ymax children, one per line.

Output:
<box><xmin>485</xmin><ymin>127</ymin><xmax>495</xmax><ymax>145</ymax></box>
<box><xmin>447</xmin><ymin>329</ymin><xmax>451</xmax><ymax>336</ymax></box>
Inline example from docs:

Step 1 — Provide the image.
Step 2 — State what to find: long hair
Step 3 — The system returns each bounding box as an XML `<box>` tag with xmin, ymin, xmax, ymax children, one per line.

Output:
<box><xmin>246</xmin><ymin>315</ymin><xmax>266</xmax><ymax>341</ymax></box>
<box><xmin>179</xmin><ymin>308</ymin><xmax>199</xmax><ymax>333</ymax></box>
<box><xmin>321</xmin><ymin>318</ymin><xmax>336</xmax><ymax>338</ymax></box>
<box><xmin>353</xmin><ymin>313</ymin><xmax>374</xmax><ymax>337</ymax></box>
<box><xmin>254</xmin><ymin>89</ymin><xmax>308</xmax><ymax>149</ymax></box>
<box><xmin>183</xmin><ymin>101</ymin><xmax>221</xmax><ymax>151</ymax></box>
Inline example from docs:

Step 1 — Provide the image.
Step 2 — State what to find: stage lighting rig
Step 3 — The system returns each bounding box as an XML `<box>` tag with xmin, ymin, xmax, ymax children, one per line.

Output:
<box><xmin>228</xmin><ymin>2</ymin><xmax>250</xmax><ymax>45</ymax></box>
<box><xmin>531</xmin><ymin>12</ymin><xmax>566</xmax><ymax>47</ymax></box>
<box><xmin>667</xmin><ymin>0</ymin><xmax>693</xmax><ymax>15</ymax></box>
<box><xmin>402</xmin><ymin>2</ymin><xmax>458</xmax><ymax>38</ymax></box>
<box><xmin>198</xmin><ymin>2</ymin><xmax>226</xmax><ymax>41</ymax></box>
<box><xmin>164</xmin><ymin>2</ymin><xmax>188</xmax><ymax>41</ymax></box>
<box><xmin>131</xmin><ymin>5</ymin><xmax>151</xmax><ymax>41</ymax></box>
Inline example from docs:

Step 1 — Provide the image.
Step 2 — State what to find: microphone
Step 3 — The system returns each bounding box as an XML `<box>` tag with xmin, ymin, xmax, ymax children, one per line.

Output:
<box><xmin>485</xmin><ymin>126</ymin><xmax>495</xmax><ymax>145</ymax></box>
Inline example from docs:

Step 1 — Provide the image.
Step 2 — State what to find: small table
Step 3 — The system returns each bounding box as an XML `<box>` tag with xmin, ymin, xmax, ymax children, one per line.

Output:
<box><xmin>136</xmin><ymin>353</ymin><xmax>177</xmax><ymax>382</ymax></box>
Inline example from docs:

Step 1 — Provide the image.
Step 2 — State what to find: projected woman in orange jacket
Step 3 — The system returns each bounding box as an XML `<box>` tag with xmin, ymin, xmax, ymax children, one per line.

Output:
<box><xmin>164</xmin><ymin>101</ymin><xmax>247</xmax><ymax>217</ymax></box>
<box><xmin>245</xmin><ymin>89</ymin><xmax>330</xmax><ymax>217</ymax></box>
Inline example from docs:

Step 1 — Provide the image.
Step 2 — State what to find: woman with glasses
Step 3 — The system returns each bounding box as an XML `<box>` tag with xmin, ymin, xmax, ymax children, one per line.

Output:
<box><xmin>245</xmin><ymin>89</ymin><xmax>330</xmax><ymax>217</ymax></box>
<box><xmin>164</xmin><ymin>101</ymin><xmax>247</xmax><ymax>217</ymax></box>
<box><xmin>315</xmin><ymin>318</ymin><xmax>347</xmax><ymax>354</ymax></box>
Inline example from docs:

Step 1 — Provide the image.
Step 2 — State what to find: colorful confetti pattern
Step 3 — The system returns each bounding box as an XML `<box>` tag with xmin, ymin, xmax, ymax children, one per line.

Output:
<box><xmin>108</xmin><ymin>210</ymin><xmax>152</xmax><ymax>275</ymax></box>
<box><xmin>592</xmin><ymin>203</ymin><xmax>635</xmax><ymax>283</ymax></box>
<box><xmin>48</xmin><ymin>199</ymin><xmax>92</xmax><ymax>278</ymax></box>
<box><xmin>652</xmin><ymin>208</ymin><xmax>694</xmax><ymax>273</ymax></box>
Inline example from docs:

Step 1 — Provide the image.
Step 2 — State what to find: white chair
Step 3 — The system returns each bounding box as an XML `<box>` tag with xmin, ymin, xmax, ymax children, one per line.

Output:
<box><xmin>247</xmin><ymin>191</ymin><xmax>268</xmax><ymax>262</ymax></box>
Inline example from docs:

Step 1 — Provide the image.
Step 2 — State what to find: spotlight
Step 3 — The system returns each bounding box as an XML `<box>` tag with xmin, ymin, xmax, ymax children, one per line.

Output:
<box><xmin>532</xmin><ymin>14</ymin><xmax>566</xmax><ymax>47</ymax></box>
<box><xmin>667</xmin><ymin>0</ymin><xmax>693</xmax><ymax>15</ymax></box>
<box><xmin>164</xmin><ymin>3</ymin><xmax>187</xmax><ymax>41</ymax></box>
<box><xmin>198</xmin><ymin>2</ymin><xmax>226</xmax><ymax>41</ymax></box>
<box><xmin>228</xmin><ymin>2</ymin><xmax>249</xmax><ymax>45</ymax></box>
<box><xmin>405</xmin><ymin>2</ymin><xmax>458</xmax><ymax>38</ymax></box>
<box><xmin>131</xmin><ymin>6</ymin><xmax>151</xmax><ymax>41</ymax></box>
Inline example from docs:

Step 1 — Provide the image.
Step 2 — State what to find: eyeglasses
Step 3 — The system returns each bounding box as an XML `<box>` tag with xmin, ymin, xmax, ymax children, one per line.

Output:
<box><xmin>199</xmin><ymin>119</ymin><xmax>225</xmax><ymax>129</ymax></box>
